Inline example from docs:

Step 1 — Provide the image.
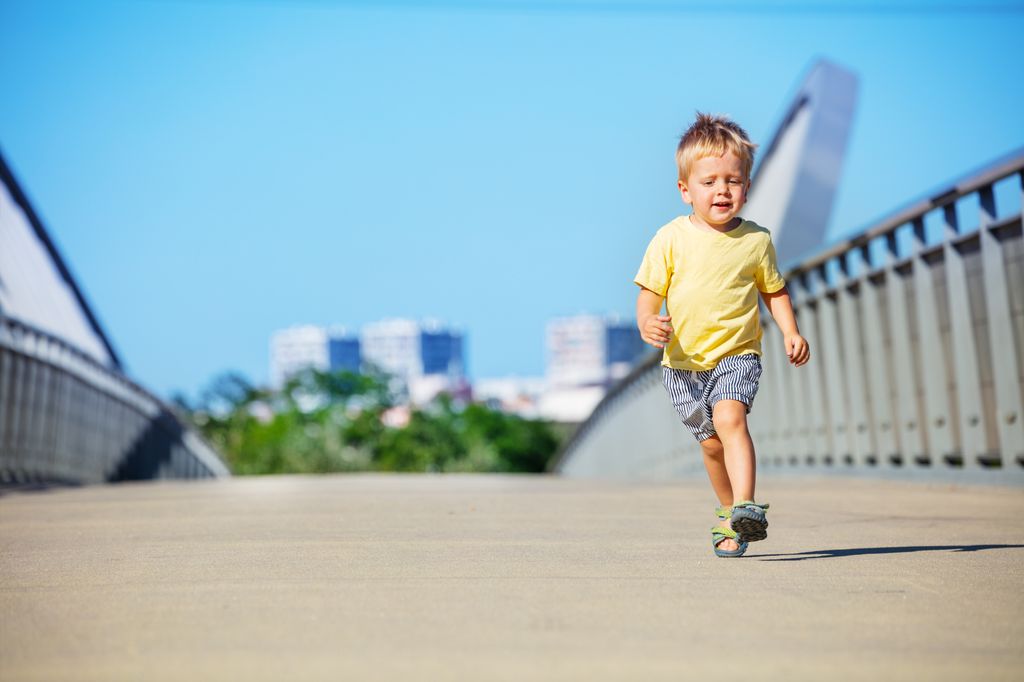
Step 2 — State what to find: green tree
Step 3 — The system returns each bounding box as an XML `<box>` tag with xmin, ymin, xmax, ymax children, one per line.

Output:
<box><xmin>181</xmin><ymin>368</ymin><xmax>563</xmax><ymax>475</ymax></box>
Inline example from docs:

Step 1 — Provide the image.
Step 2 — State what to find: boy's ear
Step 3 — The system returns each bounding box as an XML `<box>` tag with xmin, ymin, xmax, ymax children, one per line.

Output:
<box><xmin>678</xmin><ymin>179</ymin><xmax>692</xmax><ymax>205</ymax></box>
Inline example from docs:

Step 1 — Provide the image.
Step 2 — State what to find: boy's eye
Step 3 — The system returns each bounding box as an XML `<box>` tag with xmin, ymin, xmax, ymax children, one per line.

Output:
<box><xmin>729</xmin><ymin>179</ymin><xmax>742</xmax><ymax>184</ymax></box>
<box><xmin>703</xmin><ymin>181</ymin><xmax>714</xmax><ymax>186</ymax></box>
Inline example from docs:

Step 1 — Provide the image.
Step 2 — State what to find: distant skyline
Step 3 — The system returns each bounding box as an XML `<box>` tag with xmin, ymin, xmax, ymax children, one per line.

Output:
<box><xmin>2</xmin><ymin>0</ymin><xmax>1022</xmax><ymax>400</ymax></box>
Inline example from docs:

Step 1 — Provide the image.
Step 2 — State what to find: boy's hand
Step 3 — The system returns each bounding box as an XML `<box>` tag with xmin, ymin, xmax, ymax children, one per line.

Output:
<box><xmin>641</xmin><ymin>315</ymin><xmax>673</xmax><ymax>349</ymax></box>
<box><xmin>785</xmin><ymin>333</ymin><xmax>810</xmax><ymax>366</ymax></box>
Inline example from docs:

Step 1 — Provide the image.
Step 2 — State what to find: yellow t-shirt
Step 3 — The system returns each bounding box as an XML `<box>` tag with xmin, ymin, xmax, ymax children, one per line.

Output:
<box><xmin>634</xmin><ymin>215</ymin><xmax>786</xmax><ymax>371</ymax></box>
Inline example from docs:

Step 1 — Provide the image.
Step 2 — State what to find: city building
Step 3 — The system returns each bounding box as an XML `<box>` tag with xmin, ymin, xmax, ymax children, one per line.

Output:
<box><xmin>270</xmin><ymin>319</ymin><xmax>465</xmax><ymax>403</ymax></box>
<box><xmin>327</xmin><ymin>327</ymin><xmax>361</xmax><ymax>374</ymax></box>
<box><xmin>540</xmin><ymin>314</ymin><xmax>649</xmax><ymax>422</ymax></box>
<box><xmin>360</xmin><ymin>318</ymin><xmax>465</xmax><ymax>403</ymax></box>
<box><xmin>605</xmin><ymin>319</ymin><xmax>649</xmax><ymax>382</ymax></box>
<box><xmin>546</xmin><ymin>315</ymin><xmax>647</xmax><ymax>388</ymax></box>
<box><xmin>270</xmin><ymin>326</ymin><xmax>364</xmax><ymax>387</ymax></box>
<box><xmin>269</xmin><ymin>325</ymin><xmax>329</xmax><ymax>387</ymax></box>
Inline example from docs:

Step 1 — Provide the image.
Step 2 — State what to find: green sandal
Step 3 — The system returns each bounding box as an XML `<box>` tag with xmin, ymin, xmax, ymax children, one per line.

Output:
<box><xmin>712</xmin><ymin>505</ymin><xmax>748</xmax><ymax>558</ymax></box>
<box><xmin>730</xmin><ymin>501</ymin><xmax>770</xmax><ymax>543</ymax></box>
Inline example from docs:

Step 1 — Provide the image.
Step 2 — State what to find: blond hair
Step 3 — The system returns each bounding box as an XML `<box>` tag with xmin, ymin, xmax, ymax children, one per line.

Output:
<box><xmin>676</xmin><ymin>112</ymin><xmax>757</xmax><ymax>182</ymax></box>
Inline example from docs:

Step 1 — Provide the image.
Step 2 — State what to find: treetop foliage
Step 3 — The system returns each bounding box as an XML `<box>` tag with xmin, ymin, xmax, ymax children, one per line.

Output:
<box><xmin>177</xmin><ymin>368</ymin><xmax>562</xmax><ymax>476</ymax></box>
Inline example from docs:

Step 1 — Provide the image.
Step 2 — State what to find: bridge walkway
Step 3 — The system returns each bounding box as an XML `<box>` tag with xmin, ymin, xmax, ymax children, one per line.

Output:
<box><xmin>2</xmin><ymin>474</ymin><xmax>1022</xmax><ymax>680</ymax></box>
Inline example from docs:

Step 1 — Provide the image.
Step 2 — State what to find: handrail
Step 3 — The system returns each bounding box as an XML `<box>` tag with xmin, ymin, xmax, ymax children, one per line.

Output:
<box><xmin>786</xmin><ymin>147</ymin><xmax>1024</xmax><ymax>276</ymax></box>
<box><xmin>0</xmin><ymin>313</ymin><xmax>229</xmax><ymax>483</ymax></box>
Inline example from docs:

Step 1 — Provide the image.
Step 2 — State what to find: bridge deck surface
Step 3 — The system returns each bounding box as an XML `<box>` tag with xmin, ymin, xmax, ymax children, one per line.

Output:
<box><xmin>2</xmin><ymin>474</ymin><xmax>1022</xmax><ymax>681</ymax></box>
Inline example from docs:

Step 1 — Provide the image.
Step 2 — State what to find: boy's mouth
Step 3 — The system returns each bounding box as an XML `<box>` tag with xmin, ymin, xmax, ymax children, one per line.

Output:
<box><xmin>713</xmin><ymin>202</ymin><xmax>732</xmax><ymax>209</ymax></box>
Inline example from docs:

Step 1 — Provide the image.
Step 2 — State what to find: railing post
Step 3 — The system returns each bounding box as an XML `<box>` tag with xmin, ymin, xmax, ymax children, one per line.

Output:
<box><xmin>940</xmin><ymin>200</ymin><xmax>988</xmax><ymax>469</ymax></box>
<box><xmin>859</xmin><ymin>241</ymin><xmax>898</xmax><ymax>466</ymax></box>
<box><xmin>770</xmin><ymin>311</ymin><xmax>790</xmax><ymax>462</ymax></box>
<box><xmin>884</xmin><ymin>230</ymin><xmax>925</xmax><ymax>465</ymax></box>
<box><xmin>978</xmin><ymin>181</ymin><xmax>1024</xmax><ymax>466</ymax></box>
<box><xmin>13</xmin><ymin>351</ymin><xmax>31</xmax><ymax>478</ymax></box>
<box><xmin>754</xmin><ymin>315</ymin><xmax>783</xmax><ymax>464</ymax></box>
<box><xmin>782</xmin><ymin>275</ymin><xmax>815</xmax><ymax>463</ymax></box>
<box><xmin>799</xmin><ymin>268</ymin><xmax>834</xmax><ymax>463</ymax></box>
<box><xmin>39</xmin><ymin>347</ymin><xmax>59</xmax><ymax>478</ymax></box>
<box><xmin>910</xmin><ymin>215</ymin><xmax>955</xmax><ymax>465</ymax></box>
<box><xmin>835</xmin><ymin>250</ymin><xmax>874</xmax><ymax>465</ymax></box>
<box><xmin>768</xmin><ymin>312</ymin><xmax>796</xmax><ymax>464</ymax></box>
<box><xmin>53</xmin><ymin>367</ymin><xmax>71</xmax><ymax>480</ymax></box>
<box><xmin>817</xmin><ymin>261</ymin><xmax>853</xmax><ymax>464</ymax></box>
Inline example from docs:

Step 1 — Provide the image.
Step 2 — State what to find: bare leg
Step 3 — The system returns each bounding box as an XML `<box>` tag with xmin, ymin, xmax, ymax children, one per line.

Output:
<box><xmin>712</xmin><ymin>399</ymin><xmax>756</xmax><ymax>502</ymax></box>
<box><xmin>700</xmin><ymin>435</ymin><xmax>732</xmax><ymax>506</ymax></box>
<box><xmin>700</xmin><ymin>435</ymin><xmax>738</xmax><ymax>552</ymax></box>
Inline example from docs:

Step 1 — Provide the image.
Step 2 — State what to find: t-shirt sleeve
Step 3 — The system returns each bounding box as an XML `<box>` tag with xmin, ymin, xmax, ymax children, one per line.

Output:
<box><xmin>755</xmin><ymin>238</ymin><xmax>787</xmax><ymax>294</ymax></box>
<box><xmin>634</xmin><ymin>229</ymin><xmax>672</xmax><ymax>296</ymax></box>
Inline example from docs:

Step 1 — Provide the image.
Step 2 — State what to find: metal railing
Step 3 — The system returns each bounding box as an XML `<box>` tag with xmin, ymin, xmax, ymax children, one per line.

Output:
<box><xmin>0</xmin><ymin>315</ymin><xmax>229</xmax><ymax>485</ymax></box>
<box><xmin>556</xmin><ymin>149</ymin><xmax>1024</xmax><ymax>483</ymax></box>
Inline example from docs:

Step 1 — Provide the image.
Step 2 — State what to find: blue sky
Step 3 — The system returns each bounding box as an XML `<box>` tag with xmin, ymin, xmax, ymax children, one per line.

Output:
<box><xmin>2</xmin><ymin>0</ymin><xmax>1022</xmax><ymax>400</ymax></box>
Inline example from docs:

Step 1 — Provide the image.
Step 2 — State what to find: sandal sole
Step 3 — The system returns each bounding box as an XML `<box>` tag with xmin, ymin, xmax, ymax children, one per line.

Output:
<box><xmin>731</xmin><ymin>509</ymin><xmax>768</xmax><ymax>542</ymax></box>
<box><xmin>714</xmin><ymin>548</ymin><xmax>748</xmax><ymax>558</ymax></box>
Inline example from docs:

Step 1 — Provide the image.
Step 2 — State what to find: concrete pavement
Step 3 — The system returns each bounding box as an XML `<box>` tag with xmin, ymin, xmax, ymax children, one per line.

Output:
<box><xmin>1</xmin><ymin>474</ymin><xmax>1023</xmax><ymax>681</ymax></box>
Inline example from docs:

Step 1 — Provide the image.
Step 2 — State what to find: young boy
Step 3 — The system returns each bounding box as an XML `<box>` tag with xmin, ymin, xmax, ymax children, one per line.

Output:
<box><xmin>634</xmin><ymin>113</ymin><xmax>809</xmax><ymax>558</ymax></box>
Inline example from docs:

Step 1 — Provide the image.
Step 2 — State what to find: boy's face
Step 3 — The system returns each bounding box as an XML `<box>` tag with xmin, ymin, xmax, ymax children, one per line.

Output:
<box><xmin>678</xmin><ymin>151</ymin><xmax>749</xmax><ymax>231</ymax></box>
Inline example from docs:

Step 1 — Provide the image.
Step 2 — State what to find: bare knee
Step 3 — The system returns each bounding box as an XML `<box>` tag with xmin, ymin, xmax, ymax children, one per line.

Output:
<box><xmin>700</xmin><ymin>437</ymin><xmax>724</xmax><ymax>460</ymax></box>
<box><xmin>712</xmin><ymin>401</ymin><xmax>749</xmax><ymax>436</ymax></box>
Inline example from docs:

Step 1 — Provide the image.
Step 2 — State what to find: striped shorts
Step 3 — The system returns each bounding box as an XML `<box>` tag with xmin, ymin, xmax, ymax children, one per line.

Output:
<box><xmin>661</xmin><ymin>353</ymin><xmax>763</xmax><ymax>443</ymax></box>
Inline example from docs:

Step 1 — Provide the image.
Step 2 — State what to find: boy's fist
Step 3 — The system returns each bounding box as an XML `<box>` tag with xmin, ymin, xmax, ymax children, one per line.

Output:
<box><xmin>641</xmin><ymin>315</ymin><xmax>673</xmax><ymax>349</ymax></box>
<box><xmin>785</xmin><ymin>333</ymin><xmax>810</xmax><ymax>366</ymax></box>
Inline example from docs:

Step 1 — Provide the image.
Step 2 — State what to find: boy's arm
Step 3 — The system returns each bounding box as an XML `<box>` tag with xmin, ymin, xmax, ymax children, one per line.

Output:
<box><xmin>760</xmin><ymin>286</ymin><xmax>810</xmax><ymax>366</ymax></box>
<box><xmin>637</xmin><ymin>286</ymin><xmax>672</xmax><ymax>349</ymax></box>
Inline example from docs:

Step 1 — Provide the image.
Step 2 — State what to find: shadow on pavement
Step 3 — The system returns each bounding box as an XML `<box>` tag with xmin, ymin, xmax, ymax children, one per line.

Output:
<box><xmin>754</xmin><ymin>544</ymin><xmax>1024</xmax><ymax>561</ymax></box>
<box><xmin>0</xmin><ymin>482</ymin><xmax>84</xmax><ymax>498</ymax></box>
